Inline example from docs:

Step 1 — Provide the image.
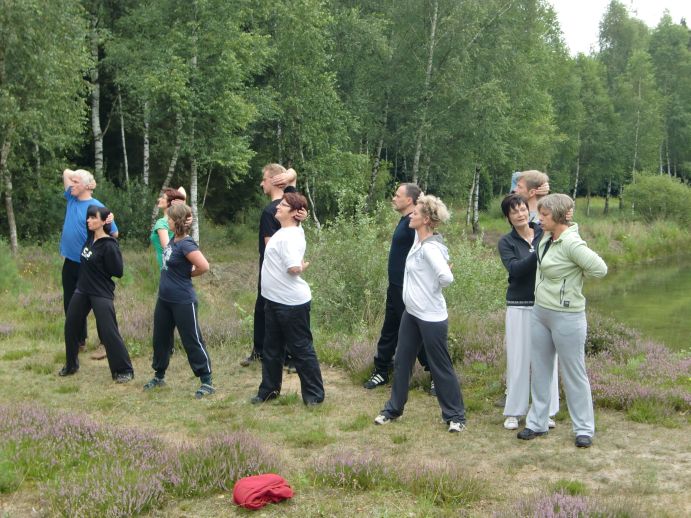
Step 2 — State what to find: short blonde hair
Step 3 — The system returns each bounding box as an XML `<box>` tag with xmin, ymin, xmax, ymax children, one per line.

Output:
<box><xmin>537</xmin><ymin>193</ymin><xmax>573</xmax><ymax>225</ymax></box>
<box><xmin>519</xmin><ymin>170</ymin><xmax>549</xmax><ymax>191</ymax></box>
<box><xmin>263</xmin><ymin>163</ymin><xmax>287</xmax><ymax>178</ymax></box>
<box><xmin>416</xmin><ymin>194</ymin><xmax>450</xmax><ymax>228</ymax></box>
<box><xmin>70</xmin><ymin>169</ymin><xmax>96</xmax><ymax>190</ymax></box>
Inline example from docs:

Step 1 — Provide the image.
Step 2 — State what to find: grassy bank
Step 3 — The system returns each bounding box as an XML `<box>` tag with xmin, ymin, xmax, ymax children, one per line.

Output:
<box><xmin>0</xmin><ymin>207</ymin><xmax>689</xmax><ymax>516</ymax></box>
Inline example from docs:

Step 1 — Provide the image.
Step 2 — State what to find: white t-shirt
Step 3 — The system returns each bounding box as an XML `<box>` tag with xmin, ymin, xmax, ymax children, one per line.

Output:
<box><xmin>261</xmin><ymin>226</ymin><xmax>311</xmax><ymax>305</ymax></box>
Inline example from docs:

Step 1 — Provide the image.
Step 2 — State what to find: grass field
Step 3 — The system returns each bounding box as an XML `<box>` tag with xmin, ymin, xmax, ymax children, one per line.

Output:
<box><xmin>0</xmin><ymin>209</ymin><xmax>689</xmax><ymax>517</ymax></box>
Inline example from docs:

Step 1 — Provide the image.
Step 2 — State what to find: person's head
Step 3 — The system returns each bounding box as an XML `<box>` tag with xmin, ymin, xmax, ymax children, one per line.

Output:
<box><xmin>409</xmin><ymin>194</ymin><xmax>450</xmax><ymax>231</ymax></box>
<box><xmin>67</xmin><ymin>169</ymin><xmax>96</xmax><ymax>197</ymax></box>
<box><xmin>86</xmin><ymin>204</ymin><xmax>111</xmax><ymax>234</ymax></box>
<box><xmin>167</xmin><ymin>203</ymin><xmax>192</xmax><ymax>237</ymax></box>
<box><xmin>157</xmin><ymin>187</ymin><xmax>186</xmax><ymax>210</ymax></box>
<box><xmin>500</xmin><ymin>194</ymin><xmax>530</xmax><ymax>228</ymax></box>
<box><xmin>515</xmin><ymin>170</ymin><xmax>548</xmax><ymax>200</ymax></box>
<box><xmin>275</xmin><ymin>192</ymin><xmax>308</xmax><ymax>226</ymax></box>
<box><xmin>260</xmin><ymin>163</ymin><xmax>287</xmax><ymax>195</ymax></box>
<box><xmin>537</xmin><ymin>193</ymin><xmax>573</xmax><ymax>231</ymax></box>
<box><xmin>392</xmin><ymin>183</ymin><xmax>422</xmax><ymax>214</ymax></box>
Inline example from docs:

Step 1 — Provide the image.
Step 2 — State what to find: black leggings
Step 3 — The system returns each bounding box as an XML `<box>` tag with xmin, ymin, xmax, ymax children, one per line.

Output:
<box><xmin>62</xmin><ymin>259</ymin><xmax>87</xmax><ymax>343</ymax></box>
<box><xmin>151</xmin><ymin>298</ymin><xmax>211</xmax><ymax>379</ymax></box>
<box><xmin>65</xmin><ymin>292</ymin><xmax>133</xmax><ymax>378</ymax></box>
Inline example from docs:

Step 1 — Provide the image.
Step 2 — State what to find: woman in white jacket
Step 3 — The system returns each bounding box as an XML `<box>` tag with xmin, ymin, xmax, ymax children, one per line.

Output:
<box><xmin>375</xmin><ymin>195</ymin><xmax>466</xmax><ymax>432</ymax></box>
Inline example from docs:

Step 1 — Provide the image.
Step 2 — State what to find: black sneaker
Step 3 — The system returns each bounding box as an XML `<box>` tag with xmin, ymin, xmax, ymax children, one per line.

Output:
<box><xmin>517</xmin><ymin>428</ymin><xmax>548</xmax><ymax>440</ymax></box>
<box><xmin>575</xmin><ymin>435</ymin><xmax>592</xmax><ymax>448</ymax></box>
<box><xmin>240</xmin><ymin>351</ymin><xmax>261</xmax><ymax>367</ymax></box>
<box><xmin>143</xmin><ymin>377</ymin><xmax>166</xmax><ymax>390</ymax></box>
<box><xmin>363</xmin><ymin>372</ymin><xmax>388</xmax><ymax>389</ymax></box>
<box><xmin>195</xmin><ymin>383</ymin><xmax>216</xmax><ymax>399</ymax></box>
<box><xmin>250</xmin><ymin>392</ymin><xmax>278</xmax><ymax>405</ymax></box>
<box><xmin>115</xmin><ymin>372</ymin><xmax>134</xmax><ymax>384</ymax></box>
<box><xmin>58</xmin><ymin>365</ymin><xmax>79</xmax><ymax>377</ymax></box>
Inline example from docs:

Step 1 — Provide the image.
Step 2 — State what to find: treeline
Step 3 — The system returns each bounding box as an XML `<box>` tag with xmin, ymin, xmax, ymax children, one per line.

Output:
<box><xmin>1</xmin><ymin>0</ymin><xmax>689</xmax><ymax>249</ymax></box>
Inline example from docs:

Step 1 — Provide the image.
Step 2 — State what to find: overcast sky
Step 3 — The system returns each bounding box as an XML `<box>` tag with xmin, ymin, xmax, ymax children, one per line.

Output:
<box><xmin>547</xmin><ymin>0</ymin><xmax>690</xmax><ymax>55</ymax></box>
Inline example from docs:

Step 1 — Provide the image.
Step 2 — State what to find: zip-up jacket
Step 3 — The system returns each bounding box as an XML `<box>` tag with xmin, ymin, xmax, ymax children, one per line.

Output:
<box><xmin>497</xmin><ymin>223</ymin><xmax>543</xmax><ymax>306</ymax></box>
<box><xmin>76</xmin><ymin>235</ymin><xmax>123</xmax><ymax>299</ymax></box>
<box><xmin>534</xmin><ymin>224</ymin><xmax>607</xmax><ymax>312</ymax></box>
<box><xmin>403</xmin><ymin>234</ymin><xmax>453</xmax><ymax>322</ymax></box>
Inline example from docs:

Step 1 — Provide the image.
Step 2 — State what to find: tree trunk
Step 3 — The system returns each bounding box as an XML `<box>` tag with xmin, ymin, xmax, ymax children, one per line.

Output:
<box><xmin>299</xmin><ymin>145</ymin><xmax>321</xmax><ymax>230</ymax></box>
<box><xmin>466</xmin><ymin>172</ymin><xmax>475</xmax><ymax>226</ymax></box>
<box><xmin>117</xmin><ymin>91</ymin><xmax>129</xmax><ymax>185</ymax></box>
<box><xmin>412</xmin><ymin>0</ymin><xmax>438</xmax><ymax>183</ymax></box>
<box><xmin>586</xmin><ymin>192</ymin><xmax>591</xmax><ymax>217</ymax></box>
<box><xmin>631</xmin><ymin>78</ymin><xmax>641</xmax><ymax>176</ymax></box>
<box><xmin>277</xmin><ymin>121</ymin><xmax>283</xmax><ymax>165</ymax></box>
<box><xmin>150</xmin><ymin>113</ymin><xmax>182</xmax><ymax>227</ymax></box>
<box><xmin>190</xmin><ymin>157</ymin><xmax>199</xmax><ymax>243</ymax></box>
<box><xmin>89</xmin><ymin>17</ymin><xmax>104</xmax><ymax>180</ymax></box>
<box><xmin>471</xmin><ymin>166</ymin><xmax>480</xmax><ymax>235</ymax></box>
<box><xmin>1</xmin><ymin>132</ymin><xmax>18</xmax><ymax>254</ymax></box>
<box><xmin>202</xmin><ymin>168</ymin><xmax>212</xmax><ymax>209</ymax></box>
<box><xmin>572</xmin><ymin>152</ymin><xmax>580</xmax><ymax>205</ymax></box>
<box><xmin>143</xmin><ymin>100</ymin><xmax>150</xmax><ymax>186</ymax></box>
<box><xmin>603</xmin><ymin>177</ymin><xmax>611</xmax><ymax>215</ymax></box>
<box><xmin>665</xmin><ymin>134</ymin><xmax>671</xmax><ymax>177</ymax></box>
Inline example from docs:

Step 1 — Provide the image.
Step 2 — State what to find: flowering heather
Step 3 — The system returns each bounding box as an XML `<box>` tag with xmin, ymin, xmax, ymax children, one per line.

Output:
<box><xmin>452</xmin><ymin>311</ymin><xmax>505</xmax><ymax>368</ymax></box>
<box><xmin>0</xmin><ymin>404</ymin><xmax>277</xmax><ymax>517</ymax></box>
<box><xmin>498</xmin><ymin>490</ymin><xmax>640</xmax><ymax>518</ymax></box>
<box><xmin>0</xmin><ymin>323</ymin><xmax>14</xmax><ymax>337</ymax></box>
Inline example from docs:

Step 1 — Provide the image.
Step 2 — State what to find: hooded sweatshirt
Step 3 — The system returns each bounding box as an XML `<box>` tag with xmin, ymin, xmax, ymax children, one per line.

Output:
<box><xmin>535</xmin><ymin>223</ymin><xmax>607</xmax><ymax>312</ymax></box>
<box><xmin>76</xmin><ymin>235</ymin><xmax>123</xmax><ymax>299</ymax></box>
<box><xmin>402</xmin><ymin>234</ymin><xmax>454</xmax><ymax>322</ymax></box>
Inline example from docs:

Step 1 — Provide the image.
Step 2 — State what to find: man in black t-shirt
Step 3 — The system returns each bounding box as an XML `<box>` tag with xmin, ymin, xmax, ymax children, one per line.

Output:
<box><xmin>240</xmin><ymin>163</ymin><xmax>298</xmax><ymax>366</ymax></box>
<box><xmin>363</xmin><ymin>183</ymin><xmax>429</xmax><ymax>389</ymax></box>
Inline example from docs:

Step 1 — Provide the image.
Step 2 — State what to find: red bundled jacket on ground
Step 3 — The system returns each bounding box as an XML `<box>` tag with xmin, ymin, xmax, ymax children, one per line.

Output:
<box><xmin>232</xmin><ymin>473</ymin><xmax>294</xmax><ymax>510</ymax></box>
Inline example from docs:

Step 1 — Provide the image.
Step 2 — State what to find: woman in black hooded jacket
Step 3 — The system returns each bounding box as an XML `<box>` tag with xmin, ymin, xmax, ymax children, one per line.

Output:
<box><xmin>59</xmin><ymin>205</ymin><xmax>134</xmax><ymax>382</ymax></box>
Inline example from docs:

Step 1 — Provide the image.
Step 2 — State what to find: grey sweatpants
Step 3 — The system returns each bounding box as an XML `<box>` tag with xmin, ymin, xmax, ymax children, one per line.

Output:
<box><xmin>526</xmin><ymin>305</ymin><xmax>594</xmax><ymax>437</ymax></box>
<box><xmin>382</xmin><ymin>311</ymin><xmax>465</xmax><ymax>424</ymax></box>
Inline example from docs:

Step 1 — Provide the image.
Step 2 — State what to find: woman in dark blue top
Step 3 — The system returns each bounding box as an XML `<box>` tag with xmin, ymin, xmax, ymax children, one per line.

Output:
<box><xmin>497</xmin><ymin>194</ymin><xmax>559</xmax><ymax>430</ymax></box>
<box><xmin>144</xmin><ymin>203</ymin><xmax>214</xmax><ymax>398</ymax></box>
<box><xmin>59</xmin><ymin>205</ymin><xmax>133</xmax><ymax>382</ymax></box>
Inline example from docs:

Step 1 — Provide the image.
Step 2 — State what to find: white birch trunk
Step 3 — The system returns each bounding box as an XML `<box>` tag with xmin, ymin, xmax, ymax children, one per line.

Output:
<box><xmin>412</xmin><ymin>0</ymin><xmax>438</xmax><ymax>183</ymax></box>
<box><xmin>118</xmin><ymin>92</ymin><xmax>129</xmax><ymax>185</ymax></box>
<box><xmin>190</xmin><ymin>157</ymin><xmax>199</xmax><ymax>243</ymax></box>
<box><xmin>465</xmin><ymin>173</ymin><xmax>475</xmax><ymax>226</ymax></box>
<box><xmin>143</xmin><ymin>100</ymin><xmax>150</xmax><ymax>186</ymax></box>
<box><xmin>1</xmin><ymin>132</ymin><xmax>18</xmax><ymax>254</ymax></box>
<box><xmin>631</xmin><ymin>78</ymin><xmax>641</xmax><ymax>176</ymax></box>
<box><xmin>89</xmin><ymin>17</ymin><xmax>103</xmax><ymax>179</ymax></box>
<box><xmin>472</xmin><ymin>167</ymin><xmax>480</xmax><ymax>235</ymax></box>
<box><xmin>572</xmin><ymin>154</ymin><xmax>580</xmax><ymax>205</ymax></box>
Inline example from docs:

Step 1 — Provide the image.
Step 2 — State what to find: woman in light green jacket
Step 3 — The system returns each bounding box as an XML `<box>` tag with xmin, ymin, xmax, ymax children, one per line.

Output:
<box><xmin>517</xmin><ymin>194</ymin><xmax>607</xmax><ymax>449</ymax></box>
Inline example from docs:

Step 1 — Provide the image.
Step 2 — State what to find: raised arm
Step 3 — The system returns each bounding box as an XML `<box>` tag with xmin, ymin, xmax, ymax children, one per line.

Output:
<box><xmin>63</xmin><ymin>169</ymin><xmax>73</xmax><ymax>190</ymax></box>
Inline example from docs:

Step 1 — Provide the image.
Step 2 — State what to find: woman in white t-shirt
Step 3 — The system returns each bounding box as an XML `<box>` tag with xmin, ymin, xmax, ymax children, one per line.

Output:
<box><xmin>251</xmin><ymin>192</ymin><xmax>324</xmax><ymax>405</ymax></box>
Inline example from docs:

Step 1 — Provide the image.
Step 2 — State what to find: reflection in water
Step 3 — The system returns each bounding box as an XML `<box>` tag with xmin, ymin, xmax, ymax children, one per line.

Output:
<box><xmin>585</xmin><ymin>257</ymin><xmax>691</xmax><ymax>352</ymax></box>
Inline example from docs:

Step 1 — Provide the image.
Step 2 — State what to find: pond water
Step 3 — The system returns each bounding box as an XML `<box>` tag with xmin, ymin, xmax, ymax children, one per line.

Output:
<box><xmin>585</xmin><ymin>256</ymin><xmax>691</xmax><ymax>352</ymax></box>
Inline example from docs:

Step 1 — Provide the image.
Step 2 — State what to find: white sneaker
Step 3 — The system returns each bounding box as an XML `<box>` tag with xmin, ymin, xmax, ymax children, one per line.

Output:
<box><xmin>374</xmin><ymin>414</ymin><xmax>396</xmax><ymax>425</ymax></box>
<box><xmin>548</xmin><ymin>417</ymin><xmax>556</xmax><ymax>429</ymax></box>
<box><xmin>448</xmin><ymin>421</ymin><xmax>466</xmax><ymax>433</ymax></box>
<box><xmin>503</xmin><ymin>416</ymin><xmax>519</xmax><ymax>430</ymax></box>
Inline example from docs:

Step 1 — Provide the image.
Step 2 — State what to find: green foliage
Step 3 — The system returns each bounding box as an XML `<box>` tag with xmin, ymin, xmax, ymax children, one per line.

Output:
<box><xmin>307</xmin><ymin>204</ymin><xmax>391</xmax><ymax>333</ymax></box>
<box><xmin>0</xmin><ymin>240</ymin><xmax>24</xmax><ymax>294</ymax></box>
<box><xmin>95</xmin><ymin>180</ymin><xmax>156</xmax><ymax>243</ymax></box>
<box><xmin>550</xmin><ymin>479</ymin><xmax>588</xmax><ymax>496</ymax></box>
<box><xmin>623</xmin><ymin>173</ymin><xmax>691</xmax><ymax>225</ymax></box>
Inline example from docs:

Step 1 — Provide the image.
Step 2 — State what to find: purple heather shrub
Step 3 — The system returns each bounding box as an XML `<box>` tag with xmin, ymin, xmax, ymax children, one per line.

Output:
<box><xmin>311</xmin><ymin>450</ymin><xmax>393</xmax><ymax>491</ymax></box>
<box><xmin>500</xmin><ymin>490</ymin><xmax>639</xmax><ymax>518</ymax></box>
<box><xmin>0</xmin><ymin>323</ymin><xmax>14</xmax><ymax>337</ymax></box>
<box><xmin>0</xmin><ymin>405</ymin><xmax>278</xmax><ymax>517</ymax></box>
<box><xmin>343</xmin><ymin>339</ymin><xmax>375</xmax><ymax>377</ymax></box>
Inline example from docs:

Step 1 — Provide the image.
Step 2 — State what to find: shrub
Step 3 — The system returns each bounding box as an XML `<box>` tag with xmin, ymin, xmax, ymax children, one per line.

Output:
<box><xmin>0</xmin><ymin>239</ymin><xmax>25</xmax><ymax>294</ymax></box>
<box><xmin>623</xmin><ymin>173</ymin><xmax>691</xmax><ymax>225</ymax></box>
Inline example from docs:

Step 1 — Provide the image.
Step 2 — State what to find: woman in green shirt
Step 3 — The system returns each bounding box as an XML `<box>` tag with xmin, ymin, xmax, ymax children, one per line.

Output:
<box><xmin>150</xmin><ymin>187</ymin><xmax>186</xmax><ymax>269</ymax></box>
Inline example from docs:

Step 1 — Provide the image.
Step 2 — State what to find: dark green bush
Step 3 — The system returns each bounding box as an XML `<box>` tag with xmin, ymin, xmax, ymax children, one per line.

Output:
<box><xmin>623</xmin><ymin>173</ymin><xmax>691</xmax><ymax>225</ymax></box>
